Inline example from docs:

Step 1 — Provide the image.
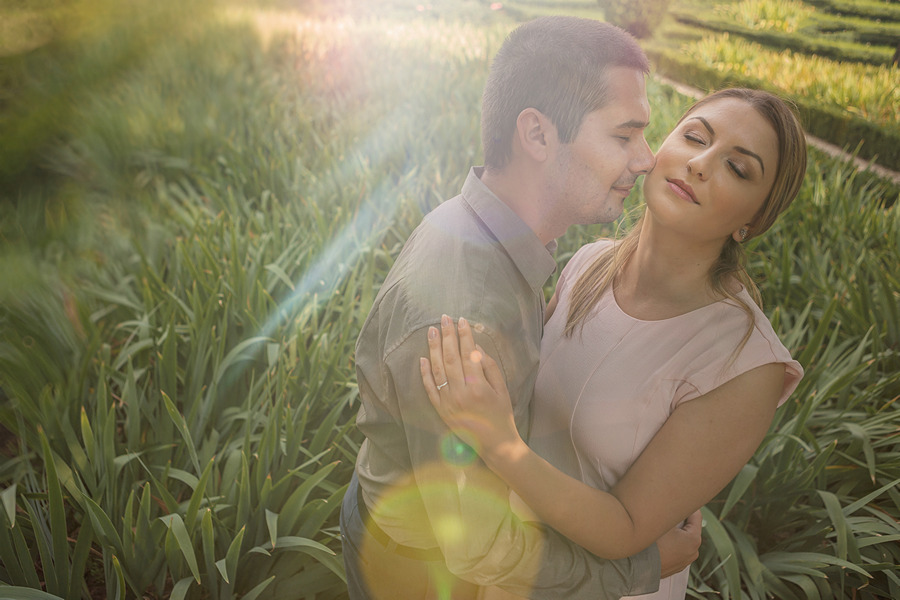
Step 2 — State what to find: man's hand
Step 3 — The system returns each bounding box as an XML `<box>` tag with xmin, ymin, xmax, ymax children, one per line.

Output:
<box><xmin>657</xmin><ymin>509</ymin><xmax>702</xmax><ymax>578</ymax></box>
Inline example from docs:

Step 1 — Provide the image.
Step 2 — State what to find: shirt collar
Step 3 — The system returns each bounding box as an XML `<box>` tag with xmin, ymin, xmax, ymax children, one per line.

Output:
<box><xmin>461</xmin><ymin>167</ymin><xmax>557</xmax><ymax>293</ymax></box>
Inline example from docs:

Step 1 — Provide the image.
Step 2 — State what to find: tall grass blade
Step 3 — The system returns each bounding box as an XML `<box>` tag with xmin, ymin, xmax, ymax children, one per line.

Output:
<box><xmin>240</xmin><ymin>575</ymin><xmax>275</xmax><ymax>600</ymax></box>
<box><xmin>160</xmin><ymin>513</ymin><xmax>201</xmax><ymax>584</ymax></box>
<box><xmin>700</xmin><ymin>506</ymin><xmax>741</xmax><ymax>599</ymax></box>
<box><xmin>0</xmin><ymin>588</ymin><xmax>64</xmax><ymax>599</ymax></box>
<box><xmin>0</xmin><ymin>485</ymin><xmax>15</xmax><ymax>527</ymax></box>
<box><xmin>161</xmin><ymin>390</ymin><xmax>200</xmax><ymax>474</ymax></box>
<box><xmin>216</xmin><ymin>525</ymin><xmax>245</xmax><ymax>585</ymax></box>
<box><xmin>169</xmin><ymin>576</ymin><xmax>194</xmax><ymax>600</ymax></box>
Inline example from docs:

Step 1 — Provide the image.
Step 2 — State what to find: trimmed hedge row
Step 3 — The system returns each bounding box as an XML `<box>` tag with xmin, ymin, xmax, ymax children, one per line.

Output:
<box><xmin>647</xmin><ymin>47</ymin><xmax>900</xmax><ymax>171</ymax></box>
<box><xmin>671</xmin><ymin>12</ymin><xmax>895</xmax><ymax>66</ymax></box>
<box><xmin>804</xmin><ymin>0</ymin><xmax>900</xmax><ymax>22</ymax></box>
<box><xmin>810</xmin><ymin>12</ymin><xmax>900</xmax><ymax>46</ymax></box>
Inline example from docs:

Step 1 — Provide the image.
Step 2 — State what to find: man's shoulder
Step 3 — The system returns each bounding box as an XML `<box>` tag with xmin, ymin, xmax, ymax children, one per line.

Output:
<box><xmin>361</xmin><ymin>196</ymin><xmax>516</xmax><ymax>349</ymax></box>
<box><xmin>397</xmin><ymin>197</ymin><xmax>509</xmax><ymax>284</ymax></box>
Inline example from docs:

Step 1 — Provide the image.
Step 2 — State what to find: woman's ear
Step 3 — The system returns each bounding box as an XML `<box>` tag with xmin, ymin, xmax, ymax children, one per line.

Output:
<box><xmin>515</xmin><ymin>108</ymin><xmax>557</xmax><ymax>163</ymax></box>
<box><xmin>733</xmin><ymin>224</ymin><xmax>751</xmax><ymax>243</ymax></box>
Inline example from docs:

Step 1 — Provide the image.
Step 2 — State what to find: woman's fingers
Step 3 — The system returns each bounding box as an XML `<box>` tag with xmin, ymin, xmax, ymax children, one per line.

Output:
<box><xmin>457</xmin><ymin>317</ymin><xmax>487</xmax><ymax>384</ymax></box>
<box><xmin>439</xmin><ymin>314</ymin><xmax>466</xmax><ymax>389</ymax></box>
<box><xmin>478</xmin><ymin>346</ymin><xmax>507</xmax><ymax>398</ymax></box>
<box><xmin>426</xmin><ymin>324</ymin><xmax>449</xmax><ymax>394</ymax></box>
<box><xmin>427</xmin><ymin>315</ymin><xmax>491</xmax><ymax>400</ymax></box>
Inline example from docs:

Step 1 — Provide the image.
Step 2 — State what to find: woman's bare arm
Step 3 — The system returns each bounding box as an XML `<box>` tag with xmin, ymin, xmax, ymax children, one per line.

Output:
<box><xmin>421</xmin><ymin>316</ymin><xmax>784</xmax><ymax>559</ymax></box>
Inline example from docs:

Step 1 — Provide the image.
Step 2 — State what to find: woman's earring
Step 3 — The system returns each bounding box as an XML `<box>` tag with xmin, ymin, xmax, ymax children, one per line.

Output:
<box><xmin>739</xmin><ymin>228</ymin><xmax>748</xmax><ymax>241</ymax></box>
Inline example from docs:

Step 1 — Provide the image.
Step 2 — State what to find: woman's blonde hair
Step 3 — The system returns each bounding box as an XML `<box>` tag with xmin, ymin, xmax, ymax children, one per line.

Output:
<box><xmin>564</xmin><ymin>88</ymin><xmax>808</xmax><ymax>339</ymax></box>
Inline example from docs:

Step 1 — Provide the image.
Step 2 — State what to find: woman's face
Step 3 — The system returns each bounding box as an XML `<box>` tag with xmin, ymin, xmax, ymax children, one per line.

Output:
<box><xmin>643</xmin><ymin>97</ymin><xmax>779</xmax><ymax>243</ymax></box>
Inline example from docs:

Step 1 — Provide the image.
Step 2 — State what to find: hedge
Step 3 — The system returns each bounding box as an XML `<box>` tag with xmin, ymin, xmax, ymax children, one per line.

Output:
<box><xmin>804</xmin><ymin>0</ymin><xmax>900</xmax><ymax>22</ymax></box>
<box><xmin>671</xmin><ymin>12</ymin><xmax>895</xmax><ymax>66</ymax></box>
<box><xmin>809</xmin><ymin>12</ymin><xmax>900</xmax><ymax>46</ymax></box>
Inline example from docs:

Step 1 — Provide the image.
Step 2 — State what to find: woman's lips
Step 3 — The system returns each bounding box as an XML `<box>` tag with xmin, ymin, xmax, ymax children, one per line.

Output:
<box><xmin>666</xmin><ymin>178</ymin><xmax>697</xmax><ymax>204</ymax></box>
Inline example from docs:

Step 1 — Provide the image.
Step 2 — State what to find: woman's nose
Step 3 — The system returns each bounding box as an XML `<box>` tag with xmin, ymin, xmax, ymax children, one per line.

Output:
<box><xmin>687</xmin><ymin>157</ymin><xmax>707</xmax><ymax>180</ymax></box>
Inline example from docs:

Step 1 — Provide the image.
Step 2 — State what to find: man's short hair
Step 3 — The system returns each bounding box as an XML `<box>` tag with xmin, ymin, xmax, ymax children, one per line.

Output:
<box><xmin>481</xmin><ymin>17</ymin><xmax>649</xmax><ymax>169</ymax></box>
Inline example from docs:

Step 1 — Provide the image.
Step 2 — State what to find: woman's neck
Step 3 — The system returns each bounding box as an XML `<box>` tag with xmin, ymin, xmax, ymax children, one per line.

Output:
<box><xmin>614</xmin><ymin>221</ymin><xmax>724</xmax><ymax>320</ymax></box>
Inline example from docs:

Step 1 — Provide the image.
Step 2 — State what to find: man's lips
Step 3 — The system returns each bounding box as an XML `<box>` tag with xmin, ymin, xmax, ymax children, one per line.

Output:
<box><xmin>612</xmin><ymin>183</ymin><xmax>635</xmax><ymax>196</ymax></box>
<box><xmin>666</xmin><ymin>178</ymin><xmax>697</xmax><ymax>204</ymax></box>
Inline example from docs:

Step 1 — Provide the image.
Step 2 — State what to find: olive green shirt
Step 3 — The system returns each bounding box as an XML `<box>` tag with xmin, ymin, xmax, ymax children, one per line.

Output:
<box><xmin>353</xmin><ymin>167</ymin><xmax>660</xmax><ymax>598</ymax></box>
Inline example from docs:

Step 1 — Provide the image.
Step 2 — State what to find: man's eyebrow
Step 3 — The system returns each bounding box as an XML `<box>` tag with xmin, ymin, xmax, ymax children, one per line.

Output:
<box><xmin>615</xmin><ymin>119</ymin><xmax>649</xmax><ymax>129</ymax></box>
<box><xmin>688</xmin><ymin>116</ymin><xmax>765</xmax><ymax>174</ymax></box>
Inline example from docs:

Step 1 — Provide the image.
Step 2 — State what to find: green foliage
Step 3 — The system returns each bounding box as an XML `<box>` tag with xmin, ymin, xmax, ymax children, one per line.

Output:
<box><xmin>714</xmin><ymin>0</ymin><xmax>814</xmax><ymax>32</ymax></box>
<box><xmin>500</xmin><ymin>0</ymin><xmax>605</xmax><ymax>20</ymax></box>
<box><xmin>597</xmin><ymin>0</ymin><xmax>673</xmax><ymax>37</ymax></box>
<box><xmin>804</xmin><ymin>0</ymin><xmax>900</xmax><ymax>22</ymax></box>
<box><xmin>1</xmin><ymin>1</ymin><xmax>899</xmax><ymax>599</ymax></box>
<box><xmin>807</xmin><ymin>10</ymin><xmax>900</xmax><ymax>46</ymax></box>
<box><xmin>0</xmin><ymin>0</ymin><xmax>216</xmax><ymax>191</ymax></box>
<box><xmin>671</xmin><ymin>11</ymin><xmax>896</xmax><ymax>66</ymax></box>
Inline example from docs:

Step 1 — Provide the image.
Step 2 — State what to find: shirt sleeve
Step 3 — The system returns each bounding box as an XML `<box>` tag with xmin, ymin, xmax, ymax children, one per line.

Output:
<box><xmin>384</xmin><ymin>327</ymin><xmax>661</xmax><ymax>599</ymax></box>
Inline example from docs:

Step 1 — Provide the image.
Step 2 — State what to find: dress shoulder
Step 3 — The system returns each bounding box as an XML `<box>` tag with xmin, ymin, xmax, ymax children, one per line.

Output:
<box><xmin>557</xmin><ymin>239</ymin><xmax>616</xmax><ymax>293</ymax></box>
<box><xmin>674</xmin><ymin>291</ymin><xmax>803</xmax><ymax>410</ymax></box>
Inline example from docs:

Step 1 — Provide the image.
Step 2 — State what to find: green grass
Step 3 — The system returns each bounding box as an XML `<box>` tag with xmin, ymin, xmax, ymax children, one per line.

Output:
<box><xmin>1</xmin><ymin>1</ymin><xmax>898</xmax><ymax>599</ymax></box>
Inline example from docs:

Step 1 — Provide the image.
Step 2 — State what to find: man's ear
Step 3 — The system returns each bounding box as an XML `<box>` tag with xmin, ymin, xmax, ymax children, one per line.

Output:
<box><xmin>515</xmin><ymin>108</ymin><xmax>557</xmax><ymax>163</ymax></box>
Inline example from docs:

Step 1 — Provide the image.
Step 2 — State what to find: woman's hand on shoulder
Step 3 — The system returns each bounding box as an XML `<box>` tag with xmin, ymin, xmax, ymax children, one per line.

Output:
<box><xmin>420</xmin><ymin>315</ymin><xmax>522</xmax><ymax>463</ymax></box>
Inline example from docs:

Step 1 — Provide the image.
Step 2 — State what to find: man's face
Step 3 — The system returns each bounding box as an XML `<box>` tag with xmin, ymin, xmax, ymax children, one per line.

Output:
<box><xmin>551</xmin><ymin>67</ymin><xmax>654</xmax><ymax>226</ymax></box>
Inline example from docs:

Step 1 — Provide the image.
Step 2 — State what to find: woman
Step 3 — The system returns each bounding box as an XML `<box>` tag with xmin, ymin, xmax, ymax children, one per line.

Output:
<box><xmin>419</xmin><ymin>88</ymin><xmax>807</xmax><ymax>599</ymax></box>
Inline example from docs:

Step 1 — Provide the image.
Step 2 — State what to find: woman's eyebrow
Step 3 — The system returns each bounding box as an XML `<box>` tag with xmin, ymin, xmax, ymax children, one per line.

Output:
<box><xmin>736</xmin><ymin>146</ymin><xmax>765</xmax><ymax>175</ymax></box>
<box><xmin>687</xmin><ymin>116</ymin><xmax>765</xmax><ymax>174</ymax></box>
<box><xmin>687</xmin><ymin>116</ymin><xmax>714</xmax><ymax>135</ymax></box>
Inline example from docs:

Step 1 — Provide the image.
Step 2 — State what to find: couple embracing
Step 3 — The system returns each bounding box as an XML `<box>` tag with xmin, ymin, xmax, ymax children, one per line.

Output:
<box><xmin>340</xmin><ymin>15</ymin><xmax>806</xmax><ymax>600</ymax></box>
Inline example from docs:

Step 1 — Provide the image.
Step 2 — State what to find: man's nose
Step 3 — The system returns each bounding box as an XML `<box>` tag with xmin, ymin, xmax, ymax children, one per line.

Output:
<box><xmin>632</xmin><ymin>136</ymin><xmax>655</xmax><ymax>175</ymax></box>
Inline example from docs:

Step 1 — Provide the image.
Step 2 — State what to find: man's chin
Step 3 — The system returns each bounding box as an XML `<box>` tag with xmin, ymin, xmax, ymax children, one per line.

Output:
<box><xmin>589</xmin><ymin>199</ymin><xmax>625</xmax><ymax>225</ymax></box>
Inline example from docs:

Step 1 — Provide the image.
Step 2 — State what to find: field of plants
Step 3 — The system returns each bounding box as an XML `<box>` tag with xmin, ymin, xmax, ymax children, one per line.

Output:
<box><xmin>0</xmin><ymin>0</ymin><xmax>898</xmax><ymax>599</ymax></box>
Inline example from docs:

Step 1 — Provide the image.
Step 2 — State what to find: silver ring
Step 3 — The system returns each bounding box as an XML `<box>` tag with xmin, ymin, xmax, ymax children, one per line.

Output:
<box><xmin>436</xmin><ymin>381</ymin><xmax>449</xmax><ymax>391</ymax></box>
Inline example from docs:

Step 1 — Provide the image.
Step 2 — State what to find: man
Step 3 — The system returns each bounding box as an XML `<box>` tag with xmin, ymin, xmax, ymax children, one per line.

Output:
<box><xmin>340</xmin><ymin>16</ymin><xmax>701</xmax><ymax>599</ymax></box>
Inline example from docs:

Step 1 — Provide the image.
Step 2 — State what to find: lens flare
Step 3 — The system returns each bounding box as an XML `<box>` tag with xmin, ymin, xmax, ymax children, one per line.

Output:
<box><xmin>440</xmin><ymin>432</ymin><xmax>477</xmax><ymax>466</ymax></box>
<box><xmin>358</xmin><ymin>465</ymin><xmax>542</xmax><ymax>597</ymax></box>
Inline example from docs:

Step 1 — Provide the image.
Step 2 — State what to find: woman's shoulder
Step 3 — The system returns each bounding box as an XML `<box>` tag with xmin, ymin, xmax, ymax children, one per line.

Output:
<box><xmin>716</xmin><ymin>288</ymin><xmax>804</xmax><ymax>406</ymax></box>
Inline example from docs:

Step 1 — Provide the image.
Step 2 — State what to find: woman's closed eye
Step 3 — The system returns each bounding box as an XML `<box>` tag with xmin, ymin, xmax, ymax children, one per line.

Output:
<box><xmin>728</xmin><ymin>160</ymin><xmax>748</xmax><ymax>179</ymax></box>
<box><xmin>683</xmin><ymin>132</ymin><xmax>707</xmax><ymax>145</ymax></box>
